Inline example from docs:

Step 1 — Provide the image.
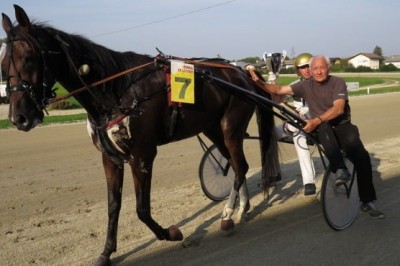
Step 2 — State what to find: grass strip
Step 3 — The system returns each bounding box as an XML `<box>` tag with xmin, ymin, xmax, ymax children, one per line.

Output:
<box><xmin>0</xmin><ymin>113</ymin><xmax>87</xmax><ymax>129</ymax></box>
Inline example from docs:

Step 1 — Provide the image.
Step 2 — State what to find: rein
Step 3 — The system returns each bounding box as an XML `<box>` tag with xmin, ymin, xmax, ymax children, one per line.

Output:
<box><xmin>48</xmin><ymin>54</ymin><xmax>238</xmax><ymax>105</ymax></box>
<box><xmin>43</xmin><ymin>50</ymin><xmax>237</xmax><ymax>131</ymax></box>
<box><xmin>47</xmin><ymin>61</ymin><xmax>154</xmax><ymax>104</ymax></box>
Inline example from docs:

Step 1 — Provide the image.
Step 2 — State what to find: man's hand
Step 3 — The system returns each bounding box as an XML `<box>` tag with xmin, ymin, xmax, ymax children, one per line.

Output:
<box><xmin>303</xmin><ymin>117</ymin><xmax>322</xmax><ymax>133</ymax></box>
<box><xmin>246</xmin><ymin>66</ymin><xmax>260</xmax><ymax>82</ymax></box>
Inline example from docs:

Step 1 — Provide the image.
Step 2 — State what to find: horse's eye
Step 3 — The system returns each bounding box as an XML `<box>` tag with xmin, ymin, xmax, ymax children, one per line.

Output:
<box><xmin>25</xmin><ymin>58</ymin><xmax>33</xmax><ymax>67</ymax></box>
<box><xmin>23</xmin><ymin>54</ymin><xmax>33</xmax><ymax>62</ymax></box>
<box><xmin>23</xmin><ymin>55</ymin><xmax>36</xmax><ymax>70</ymax></box>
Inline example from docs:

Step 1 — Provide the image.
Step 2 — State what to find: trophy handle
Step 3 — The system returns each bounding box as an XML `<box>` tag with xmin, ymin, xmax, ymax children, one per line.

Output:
<box><xmin>280</xmin><ymin>50</ymin><xmax>287</xmax><ymax>66</ymax></box>
<box><xmin>281</xmin><ymin>50</ymin><xmax>287</xmax><ymax>59</ymax></box>
<box><xmin>263</xmin><ymin>52</ymin><xmax>273</xmax><ymax>74</ymax></box>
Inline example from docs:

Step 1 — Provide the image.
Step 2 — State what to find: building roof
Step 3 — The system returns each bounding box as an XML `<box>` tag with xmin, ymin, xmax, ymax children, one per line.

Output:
<box><xmin>384</xmin><ymin>55</ymin><xmax>400</xmax><ymax>62</ymax></box>
<box><xmin>284</xmin><ymin>59</ymin><xmax>294</xmax><ymax>65</ymax></box>
<box><xmin>349</xmin><ymin>53</ymin><xmax>383</xmax><ymax>60</ymax></box>
<box><xmin>230</xmin><ymin>61</ymin><xmax>250</xmax><ymax>69</ymax></box>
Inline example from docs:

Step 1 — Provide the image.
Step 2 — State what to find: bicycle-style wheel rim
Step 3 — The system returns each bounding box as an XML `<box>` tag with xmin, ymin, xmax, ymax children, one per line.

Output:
<box><xmin>199</xmin><ymin>145</ymin><xmax>234</xmax><ymax>201</ymax></box>
<box><xmin>322</xmin><ymin>158</ymin><xmax>360</xmax><ymax>231</ymax></box>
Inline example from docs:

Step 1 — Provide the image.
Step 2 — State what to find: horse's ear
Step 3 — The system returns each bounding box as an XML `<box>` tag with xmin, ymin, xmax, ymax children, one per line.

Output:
<box><xmin>14</xmin><ymin>4</ymin><xmax>31</xmax><ymax>32</ymax></box>
<box><xmin>2</xmin><ymin>13</ymin><xmax>13</xmax><ymax>35</ymax></box>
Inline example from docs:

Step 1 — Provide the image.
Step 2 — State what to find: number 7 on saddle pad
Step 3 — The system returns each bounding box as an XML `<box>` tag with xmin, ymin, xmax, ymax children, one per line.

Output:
<box><xmin>170</xmin><ymin>60</ymin><xmax>195</xmax><ymax>104</ymax></box>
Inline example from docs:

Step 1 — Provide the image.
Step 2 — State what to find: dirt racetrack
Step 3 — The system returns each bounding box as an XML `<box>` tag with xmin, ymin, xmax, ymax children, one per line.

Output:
<box><xmin>1</xmin><ymin>93</ymin><xmax>400</xmax><ymax>265</ymax></box>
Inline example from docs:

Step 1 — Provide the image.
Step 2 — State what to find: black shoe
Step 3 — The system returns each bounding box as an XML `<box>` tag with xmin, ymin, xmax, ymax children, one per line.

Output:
<box><xmin>304</xmin><ymin>183</ymin><xmax>316</xmax><ymax>195</ymax></box>
<box><xmin>335</xmin><ymin>168</ymin><xmax>351</xmax><ymax>186</ymax></box>
<box><xmin>360</xmin><ymin>202</ymin><xmax>385</xmax><ymax>219</ymax></box>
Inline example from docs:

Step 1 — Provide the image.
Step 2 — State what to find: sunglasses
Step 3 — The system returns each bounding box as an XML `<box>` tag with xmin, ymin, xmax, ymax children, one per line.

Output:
<box><xmin>297</xmin><ymin>64</ymin><xmax>309</xmax><ymax>69</ymax></box>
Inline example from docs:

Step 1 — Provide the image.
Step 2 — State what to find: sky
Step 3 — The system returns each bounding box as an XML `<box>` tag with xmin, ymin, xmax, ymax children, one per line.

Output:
<box><xmin>1</xmin><ymin>0</ymin><xmax>399</xmax><ymax>61</ymax></box>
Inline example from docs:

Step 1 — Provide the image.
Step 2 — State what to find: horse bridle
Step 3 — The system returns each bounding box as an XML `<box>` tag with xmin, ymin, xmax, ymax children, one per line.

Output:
<box><xmin>5</xmin><ymin>35</ymin><xmax>57</xmax><ymax>113</ymax></box>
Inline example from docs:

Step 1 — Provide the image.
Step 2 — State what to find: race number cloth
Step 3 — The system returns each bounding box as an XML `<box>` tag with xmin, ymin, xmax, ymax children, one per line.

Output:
<box><xmin>170</xmin><ymin>60</ymin><xmax>195</xmax><ymax>104</ymax></box>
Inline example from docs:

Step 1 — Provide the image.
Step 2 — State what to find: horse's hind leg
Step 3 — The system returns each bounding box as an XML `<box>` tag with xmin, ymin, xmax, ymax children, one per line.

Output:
<box><xmin>236</xmin><ymin>179</ymin><xmax>250</xmax><ymax>222</ymax></box>
<box><xmin>221</xmin><ymin>179</ymin><xmax>250</xmax><ymax>228</ymax></box>
<box><xmin>203</xmin><ymin>128</ymin><xmax>249</xmax><ymax>226</ymax></box>
<box><xmin>95</xmin><ymin>154</ymin><xmax>124</xmax><ymax>266</ymax></box>
<box><xmin>220</xmin><ymin>122</ymin><xmax>252</xmax><ymax>231</ymax></box>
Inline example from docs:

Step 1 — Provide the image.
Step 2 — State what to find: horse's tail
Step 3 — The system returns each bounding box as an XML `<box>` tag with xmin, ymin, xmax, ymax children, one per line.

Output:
<box><xmin>255</xmin><ymin>104</ymin><xmax>280</xmax><ymax>196</ymax></box>
<box><xmin>253</xmin><ymin>72</ymin><xmax>280</xmax><ymax>197</ymax></box>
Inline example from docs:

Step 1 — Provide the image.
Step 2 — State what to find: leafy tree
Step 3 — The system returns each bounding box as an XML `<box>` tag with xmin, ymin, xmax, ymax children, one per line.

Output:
<box><xmin>240</xmin><ymin>57</ymin><xmax>262</xmax><ymax>64</ymax></box>
<box><xmin>331</xmin><ymin>59</ymin><xmax>349</xmax><ymax>72</ymax></box>
<box><xmin>381</xmin><ymin>63</ymin><xmax>399</xmax><ymax>72</ymax></box>
<box><xmin>373</xmin><ymin>45</ymin><xmax>383</xmax><ymax>56</ymax></box>
<box><xmin>279</xmin><ymin>68</ymin><xmax>296</xmax><ymax>74</ymax></box>
<box><xmin>373</xmin><ymin>45</ymin><xmax>385</xmax><ymax>68</ymax></box>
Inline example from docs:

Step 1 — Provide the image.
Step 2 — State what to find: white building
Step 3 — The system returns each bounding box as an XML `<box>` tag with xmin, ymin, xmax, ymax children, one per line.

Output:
<box><xmin>348</xmin><ymin>53</ymin><xmax>382</xmax><ymax>69</ymax></box>
<box><xmin>384</xmin><ymin>55</ymin><xmax>400</xmax><ymax>69</ymax></box>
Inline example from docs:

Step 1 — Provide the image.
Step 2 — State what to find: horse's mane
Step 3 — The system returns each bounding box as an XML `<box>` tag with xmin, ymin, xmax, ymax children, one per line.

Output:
<box><xmin>8</xmin><ymin>20</ymin><xmax>166</xmax><ymax>110</ymax></box>
<box><xmin>10</xmin><ymin>21</ymin><xmax>151</xmax><ymax>81</ymax></box>
<box><xmin>45</xmin><ymin>23</ymin><xmax>135</xmax><ymax>75</ymax></box>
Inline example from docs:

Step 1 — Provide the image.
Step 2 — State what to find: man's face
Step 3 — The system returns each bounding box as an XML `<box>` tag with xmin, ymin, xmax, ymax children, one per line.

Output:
<box><xmin>310</xmin><ymin>57</ymin><xmax>330</xmax><ymax>83</ymax></box>
<box><xmin>296</xmin><ymin>64</ymin><xmax>311</xmax><ymax>80</ymax></box>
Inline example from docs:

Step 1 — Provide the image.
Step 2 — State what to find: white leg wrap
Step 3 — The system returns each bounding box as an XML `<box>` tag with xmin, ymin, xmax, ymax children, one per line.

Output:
<box><xmin>222</xmin><ymin>205</ymin><xmax>234</xmax><ymax>221</ymax></box>
<box><xmin>236</xmin><ymin>181</ymin><xmax>250</xmax><ymax>223</ymax></box>
<box><xmin>222</xmin><ymin>187</ymin><xmax>238</xmax><ymax>220</ymax></box>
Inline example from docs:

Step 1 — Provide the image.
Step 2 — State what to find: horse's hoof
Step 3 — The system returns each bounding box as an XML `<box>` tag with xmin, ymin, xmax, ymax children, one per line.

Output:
<box><xmin>94</xmin><ymin>255</ymin><xmax>111</xmax><ymax>266</ymax></box>
<box><xmin>168</xmin><ymin>225</ymin><xmax>183</xmax><ymax>241</ymax></box>
<box><xmin>221</xmin><ymin>218</ymin><xmax>235</xmax><ymax>232</ymax></box>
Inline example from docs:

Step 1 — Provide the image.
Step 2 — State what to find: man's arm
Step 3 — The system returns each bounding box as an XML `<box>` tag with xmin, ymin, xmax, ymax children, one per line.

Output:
<box><xmin>319</xmin><ymin>98</ymin><xmax>346</xmax><ymax>122</ymax></box>
<box><xmin>303</xmin><ymin>99</ymin><xmax>346</xmax><ymax>132</ymax></box>
<box><xmin>247</xmin><ymin>68</ymin><xmax>293</xmax><ymax>96</ymax></box>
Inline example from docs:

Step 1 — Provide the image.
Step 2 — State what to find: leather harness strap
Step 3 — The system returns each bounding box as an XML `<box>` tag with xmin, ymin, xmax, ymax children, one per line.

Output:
<box><xmin>48</xmin><ymin>61</ymin><xmax>154</xmax><ymax>104</ymax></box>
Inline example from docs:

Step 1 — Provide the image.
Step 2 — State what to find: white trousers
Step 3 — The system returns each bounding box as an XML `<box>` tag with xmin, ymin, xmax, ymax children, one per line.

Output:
<box><xmin>275</xmin><ymin>123</ymin><xmax>316</xmax><ymax>185</ymax></box>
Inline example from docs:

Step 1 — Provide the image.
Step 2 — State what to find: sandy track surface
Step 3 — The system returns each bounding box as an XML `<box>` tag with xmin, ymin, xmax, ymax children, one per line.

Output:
<box><xmin>0</xmin><ymin>93</ymin><xmax>399</xmax><ymax>265</ymax></box>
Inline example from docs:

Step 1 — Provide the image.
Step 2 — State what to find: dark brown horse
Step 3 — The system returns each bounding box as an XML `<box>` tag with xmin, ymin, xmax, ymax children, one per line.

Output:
<box><xmin>1</xmin><ymin>5</ymin><xmax>279</xmax><ymax>265</ymax></box>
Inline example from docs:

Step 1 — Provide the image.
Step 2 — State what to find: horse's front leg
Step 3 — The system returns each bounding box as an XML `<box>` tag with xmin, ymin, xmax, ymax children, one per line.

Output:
<box><xmin>95</xmin><ymin>154</ymin><xmax>124</xmax><ymax>266</ymax></box>
<box><xmin>130</xmin><ymin>151</ymin><xmax>183</xmax><ymax>242</ymax></box>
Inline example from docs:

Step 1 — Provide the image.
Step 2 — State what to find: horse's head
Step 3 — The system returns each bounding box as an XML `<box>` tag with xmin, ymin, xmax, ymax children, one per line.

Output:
<box><xmin>2</xmin><ymin>5</ymin><xmax>57</xmax><ymax>131</ymax></box>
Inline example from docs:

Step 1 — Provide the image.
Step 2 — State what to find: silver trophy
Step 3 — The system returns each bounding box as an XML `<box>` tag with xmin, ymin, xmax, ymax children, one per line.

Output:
<box><xmin>262</xmin><ymin>50</ymin><xmax>287</xmax><ymax>83</ymax></box>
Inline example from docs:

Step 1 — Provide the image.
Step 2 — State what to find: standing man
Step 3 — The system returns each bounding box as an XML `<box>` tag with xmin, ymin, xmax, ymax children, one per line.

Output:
<box><xmin>274</xmin><ymin>53</ymin><xmax>317</xmax><ymax>195</ymax></box>
<box><xmin>248</xmin><ymin>55</ymin><xmax>384</xmax><ymax>219</ymax></box>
